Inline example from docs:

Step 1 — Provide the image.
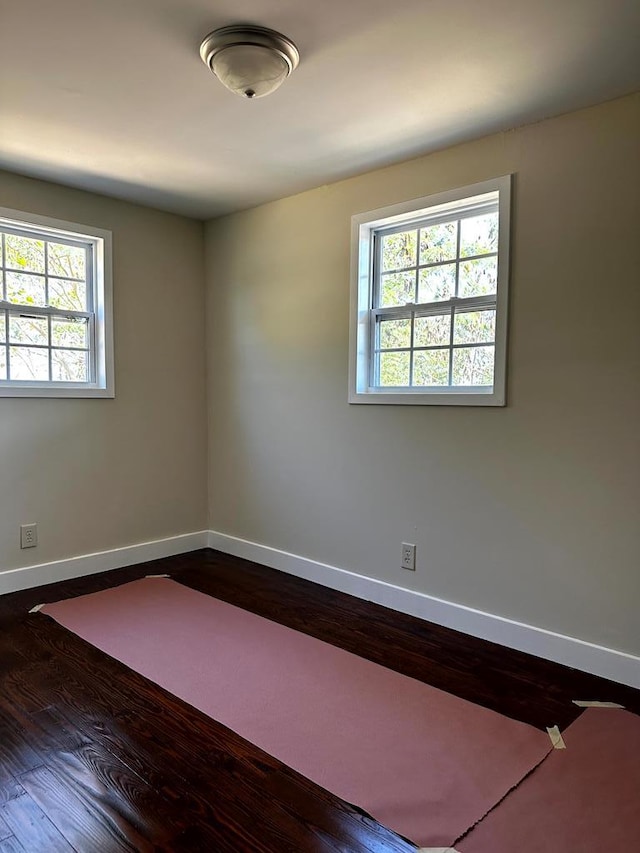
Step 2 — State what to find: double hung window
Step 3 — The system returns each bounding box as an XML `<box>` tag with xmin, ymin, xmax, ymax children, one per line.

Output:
<box><xmin>350</xmin><ymin>176</ymin><xmax>511</xmax><ymax>405</ymax></box>
<box><xmin>0</xmin><ymin>208</ymin><xmax>113</xmax><ymax>397</ymax></box>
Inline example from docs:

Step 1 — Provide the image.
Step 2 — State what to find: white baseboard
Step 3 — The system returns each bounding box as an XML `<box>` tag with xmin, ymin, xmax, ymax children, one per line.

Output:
<box><xmin>0</xmin><ymin>531</ymin><xmax>209</xmax><ymax>596</ymax></box>
<box><xmin>208</xmin><ymin>530</ymin><xmax>640</xmax><ymax>690</ymax></box>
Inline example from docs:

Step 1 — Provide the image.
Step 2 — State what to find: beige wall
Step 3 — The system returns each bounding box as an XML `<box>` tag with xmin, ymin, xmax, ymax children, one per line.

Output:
<box><xmin>0</xmin><ymin>171</ymin><xmax>208</xmax><ymax>569</ymax></box>
<box><xmin>205</xmin><ymin>93</ymin><xmax>640</xmax><ymax>655</ymax></box>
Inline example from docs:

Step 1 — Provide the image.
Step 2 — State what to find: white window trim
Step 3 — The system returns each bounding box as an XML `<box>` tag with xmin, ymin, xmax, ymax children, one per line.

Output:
<box><xmin>0</xmin><ymin>207</ymin><xmax>114</xmax><ymax>398</ymax></box>
<box><xmin>349</xmin><ymin>175</ymin><xmax>511</xmax><ymax>406</ymax></box>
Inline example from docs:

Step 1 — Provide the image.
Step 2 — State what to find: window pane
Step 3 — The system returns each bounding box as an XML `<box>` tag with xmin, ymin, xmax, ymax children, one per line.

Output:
<box><xmin>6</xmin><ymin>272</ymin><xmax>46</xmax><ymax>307</ymax></box>
<box><xmin>379</xmin><ymin>351</ymin><xmax>410</xmax><ymax>386</ymax></box>
<box><xmin>47</xmin><ymin>242</ymin><xmax>86</xmax><ymax>280</ymax></box>
<box><xmin>51</xmin><ymin>317</ymin><xmax>89</xmax><ymax>349</ymax></box>
<box><xmin>0</xmin><ymin>313</ymin><xmax>5</xmax><ymax>343</ymax></box>
<box><xmin>413</xmin><ymin>350</ymin><xmax>449</xmax><ymax>386</ymax></box>
<box><xmin>378</xmin><ymin>318</ymin><xmax>411</xmax><ymax>349</ymax></box>
<box><xmin>47</xmin><ymin>278</ymin><xmax>87</xmax><ymax>312</ymax></box>
<box><xmin>454</xmin><ymin>309</ymin><xmax>496</xmax><ymax>345</ymax></box>
<box><xmin>460</xmin><ymin>212</ymin><xmax>498</xmax><ymax>257</ymax></box>
<box><xmin>381</xmin><ymin>230</ymin><xmax>417</xmax><ymax>272</ymax></box>
<box><xmin>452</xmin><ymin>346</ymin><xmax>495</xmax><ymax>386</ymax></box>
<box><xmin>5</xmin><ymin>234</ymin><xmax>45</xmax><ymax>273</ymax></box>
<box><xmin>414</xmin><ymin>313</ymin><xmax>451</xmax><ymax>347</ymax></box>
<box><xmin>9</xmin><ymin>346</ymin><xmax>49</xmax><ymax>381</ymax></box>
<box><xmin>458</xmin><ymin>257</ymin><xmax>497</xmax><ymax>297</ymax></box>
<box><xmin>0</xmin><ymin>346</ymin><xmax>6</xmax><ymax>380</ymax></box>
<box><xmin>52</xmin><ymin>349</ymin><xmax>88</xmax><ymax>382</ymax></box>
<box><xmin>419</xmin><ymin>221</ymin><xmax>457</xmax><ymax>264</ymax></box>
<box><xmin>379</xmin><ymin>271</ymin><xmax>415</xmax><ymax>307</ymax></box>
<box><xmin>418</xmin><ymin>263</ymin><xmax>455</xmax><ymax>302</ymax></box>
<box><xmin>9</xmin><ymin>315</ymin><xmax>48</xmax><ymax>346</ymax></box>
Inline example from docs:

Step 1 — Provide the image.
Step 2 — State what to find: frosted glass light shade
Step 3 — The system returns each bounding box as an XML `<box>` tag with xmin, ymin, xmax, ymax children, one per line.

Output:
<box><xmin>212</xmin><ymin>45</ymin><xmax>290</xmax><ymax>99</ymax></box>
<box><xmin>200</xmin><ymin>25</ymin><xmax>299</xmax><ymax>100</ymax></box>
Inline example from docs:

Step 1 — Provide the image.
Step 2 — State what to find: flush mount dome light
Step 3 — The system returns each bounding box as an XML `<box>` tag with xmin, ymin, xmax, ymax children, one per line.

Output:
<box><xmin>200</xmin><ymin>24</ymin><xmax>299</xmax><ymax>99</ymax></box>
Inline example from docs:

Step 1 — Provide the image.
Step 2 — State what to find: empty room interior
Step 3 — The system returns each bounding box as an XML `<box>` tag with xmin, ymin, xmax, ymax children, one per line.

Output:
<box><xmin>1</xmin><ymin>1</ymin><xmax>639</xmax><ymax>851</ymax></box>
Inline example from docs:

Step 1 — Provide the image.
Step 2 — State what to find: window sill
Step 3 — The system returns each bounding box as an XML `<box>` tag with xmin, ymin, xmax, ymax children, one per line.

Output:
<box><xmin>0</xmin><ymin>383</ymin><xmax>114</xmax><ymax>399</ymax></box>
<box><xmin>348</xmin><ymin>387</ymin><xmax>504</xmax><ymax>406</ymax></box>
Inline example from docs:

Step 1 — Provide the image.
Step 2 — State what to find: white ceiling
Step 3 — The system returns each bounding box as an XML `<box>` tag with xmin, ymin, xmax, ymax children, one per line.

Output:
<box><xmin>1</xmin><ymin>0</ymin><xmax>639</xmax><ymax>219</ymax></box>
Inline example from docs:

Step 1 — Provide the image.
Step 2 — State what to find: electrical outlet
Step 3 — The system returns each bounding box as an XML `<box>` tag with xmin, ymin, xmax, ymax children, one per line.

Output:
<box><xmin>401</xmin><ymin>542</ymin><xmax>416</xmax><ymax>571</ymax></box>
<box><xmin>20</xmin><ymin>523</ymin><xmax>38</xmax><ymax>549</ymax></box>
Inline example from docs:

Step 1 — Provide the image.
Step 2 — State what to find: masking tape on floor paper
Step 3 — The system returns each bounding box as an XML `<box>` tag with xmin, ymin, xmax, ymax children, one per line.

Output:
<box><xmin>546</xmin><ymin>725</ymin><xmax>566</xmax><ymax>749</ymax></box>
<box><xmin>419</xmin><ymin>848</ymin><xmax>460</xmax><ymax>852</ymax></box>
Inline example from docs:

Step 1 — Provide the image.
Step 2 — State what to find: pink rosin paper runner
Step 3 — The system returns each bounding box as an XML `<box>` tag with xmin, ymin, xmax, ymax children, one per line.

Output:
<box><xmin>459</xmin><ymin>707</ymin><xmax>640</xmax><ymax>852</ymax></box>
<box><xmin>42</xmin><ymin>578</ymin><xmax>550</xmax><ymax>847</ymax></box>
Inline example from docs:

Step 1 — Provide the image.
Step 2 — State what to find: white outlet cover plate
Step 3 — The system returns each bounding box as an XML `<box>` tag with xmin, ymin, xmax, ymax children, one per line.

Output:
<box><xmin>20</xmin><ymin>523</ymin><xmax>38</xmax><ymax>548</ymax></box>
<box><xmin>401</xmin><ymin>542</ymin><xmax>416</xmax><ymax>570</ymax></box>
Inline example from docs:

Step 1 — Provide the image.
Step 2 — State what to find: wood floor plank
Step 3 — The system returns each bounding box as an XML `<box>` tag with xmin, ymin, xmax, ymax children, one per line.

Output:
<box><xmin>0</xmin><ymin>816</ymin><xmax>12</xmax><ymax>843</ymax></box>
<box><xmin>1</xmin><ymin>792</ymin><xmax>74</xmax><ymax>853</ymax></box>
<box><xmin>0</xmin><ymin>707</ymin><xmax>44</xmax><ymax>782</ymax></box>
<box><xmin>0</xmin><ymin>836</ymin><xmax>26</xmax><ymax>853</ymax></box>
<box><xmin>18</xmin><ymin>765</ymin><xmax>151</xmax><ymax>853</ymax></box>
<box><xmin>1</xmin><ymin>676</ymin><xmax>184</xmax><ymax>852</ymax></box>
<box><xmin>0</xmin><ymin>762</ymin><xmax>22</xmax><ymax>810</ymax></box>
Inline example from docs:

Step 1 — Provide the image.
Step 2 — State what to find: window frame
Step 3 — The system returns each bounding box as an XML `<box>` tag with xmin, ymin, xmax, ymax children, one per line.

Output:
<box><xmin>349</xmin><ymin>175</ymin><xmax>511</xmax><ymax>406</ymax></box>
<box><xmin>0</xmin><ymin>207</ymin><xmax>114</xmax><ymax>398</ymax></box>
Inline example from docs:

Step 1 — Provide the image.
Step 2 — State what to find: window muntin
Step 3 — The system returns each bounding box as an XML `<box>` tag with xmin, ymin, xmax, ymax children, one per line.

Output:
<box><xmin>372</xmin><ymin>204</ymin><xmax>499</xmax><ymax>390</ymax></box>
<box><xmin>349</xmin><ymin>177</ymin><xmax>511</xmax><ymax>406</ymax></box>
<box><xmin>0</xmin><ymin>210</ymin><xmax>113</xmax><ymax>397</ymax></box>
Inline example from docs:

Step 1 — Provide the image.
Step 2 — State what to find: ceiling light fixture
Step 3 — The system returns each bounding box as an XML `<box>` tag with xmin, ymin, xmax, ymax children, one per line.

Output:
<box><xmin>200</xmin><ymin>25</ymin><xmax>299</xmax><ymax>100</ymax></box>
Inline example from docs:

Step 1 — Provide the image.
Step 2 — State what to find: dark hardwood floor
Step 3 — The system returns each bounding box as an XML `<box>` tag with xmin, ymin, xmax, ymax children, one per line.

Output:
<box><xmin>0</xmin><ymin>548</ymin><xmax>638</xmax><ymax>852</ymax></box>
